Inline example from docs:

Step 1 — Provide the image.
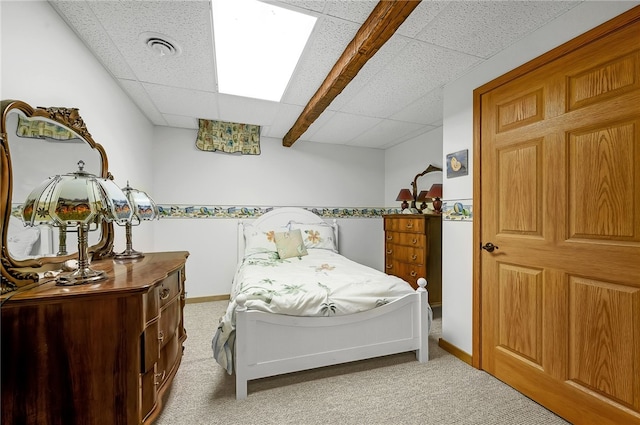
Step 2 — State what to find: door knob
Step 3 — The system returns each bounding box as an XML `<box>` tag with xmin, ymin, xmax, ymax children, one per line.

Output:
<box><xmin>481</xmin><ymin>242</ymin><xmax>499</xmax><ymax>252</ymax></box>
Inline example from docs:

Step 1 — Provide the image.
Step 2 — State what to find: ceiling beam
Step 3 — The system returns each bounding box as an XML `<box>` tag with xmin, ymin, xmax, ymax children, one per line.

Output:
<box><xmin>282</xmin><ymin>0</ymin><xmax>421</xmax><ymax>147</ymax></box>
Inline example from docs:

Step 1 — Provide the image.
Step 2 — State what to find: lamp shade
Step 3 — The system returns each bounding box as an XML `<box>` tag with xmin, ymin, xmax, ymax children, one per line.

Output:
<box><xmin>114</xmin><ymin>182</ymin><xmax>159</xmax><ymax>260</ymax></box>
<box><xmin>21</xmin><ymin>161</ymin><xmax>132</xmax><ymax>227</ymax></box>
<box><xmin>122</xmin><ymin>182</ymin><xmax>158</xmax><ymax>223</ymax></box>
<box><xmin>20</xmin><ymin>160</ymin><xmax>132</xmax><ymax>285</ymax></box>
<box><xmin>416</xmin><ymin>190</ymin><xmax>431</xmax><ymax>202</ymax></box>
<box><xmin>426</xmin><ymin>184</ymin><xmax>442</xmax><ymax>199</ymax></box>
<box><xmin>395</xmin><ymin>188</ymin><xmax>413</xmax><ymax>210</ymax></box>
<box><xmin>396</xmin><ymin>188</ymin><xmax>413</xmax><ymax>201</ymax></box>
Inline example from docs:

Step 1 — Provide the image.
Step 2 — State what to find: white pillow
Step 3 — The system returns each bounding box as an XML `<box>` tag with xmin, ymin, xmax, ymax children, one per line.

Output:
<box><xmin>243</xmin><ymin>224</ymin><xmax>288</xmax><ymax>257</ymax></box>
<box><xmin>288</xmin><ymin>221</ymin><xmax>337</xmax><ymax>252</ymax></box>
<box><xmin>7</xmin><ymin>225</ymin><xmax>41</xmax><ymax>259</ymax></box>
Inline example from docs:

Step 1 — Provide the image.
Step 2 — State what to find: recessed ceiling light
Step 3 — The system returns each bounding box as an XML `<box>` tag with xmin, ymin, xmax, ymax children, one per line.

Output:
<box><xmin>212</xmin><ymin>0</ymin><xmax>317</xmax><ymax>102</ymax></box>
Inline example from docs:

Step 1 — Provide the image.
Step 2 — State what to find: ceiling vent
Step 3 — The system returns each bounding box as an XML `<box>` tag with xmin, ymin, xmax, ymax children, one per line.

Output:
<box><xmin>140</xmin><ymin>32</ymin><xmax>181</xmax><ymax>57</ymax></box>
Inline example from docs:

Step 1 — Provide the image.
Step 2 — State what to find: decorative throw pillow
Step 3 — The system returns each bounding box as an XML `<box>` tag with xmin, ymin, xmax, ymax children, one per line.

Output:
<box><xmin>274</xmin><ymin>229</ymin><xmax>308</xmax><ymax>259</ymax></box>
<box><xmin>243</xmin><ymin>224</ymin><xmax>287</xmax><ymax>257</ymax></box>
<box><xmin>288</xmin><ymin>221</ymin><xmax>337</xmax><ymax>252</ymax></box>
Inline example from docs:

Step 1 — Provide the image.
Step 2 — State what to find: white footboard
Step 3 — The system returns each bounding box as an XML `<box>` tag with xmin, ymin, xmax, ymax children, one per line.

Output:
<box><xmin>234</xmin><ymin>278</ymin><xmax>429</xmax><ymax>399</ymax></box>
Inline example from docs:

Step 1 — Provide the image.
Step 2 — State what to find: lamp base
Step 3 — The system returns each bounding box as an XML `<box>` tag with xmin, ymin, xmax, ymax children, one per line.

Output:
<box><xmin>432</xmin><ymin>198</ymin><xmax>443</xmax><ymax>214</ymax></box>
<box><xmin>56</xmin><ymin>268</ymin><xmax>107</xmax><ymax>286</ymax></box>
<box><xmin>114</xmin><ymin>248</ymin><xmax>145</xmax><ymax>260</ymax></box>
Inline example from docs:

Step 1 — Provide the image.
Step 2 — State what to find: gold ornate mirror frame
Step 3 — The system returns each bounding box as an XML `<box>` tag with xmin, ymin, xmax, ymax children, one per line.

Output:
<box><xmin>1</xmin><ymin>99</ymin><xmax>115</xmax><ymax>292</ymax></box>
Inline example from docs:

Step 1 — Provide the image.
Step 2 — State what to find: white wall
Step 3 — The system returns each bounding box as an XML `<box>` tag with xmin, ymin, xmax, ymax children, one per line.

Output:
<box><xmin>151</xmin><ymin>126</ymin><xmax>389</xmax><ymax>297</ymax></box>
<box><xmin>385</xmin><ymin>127</ymin><xmax>444</xmax><ymax>208</ymax></box>
<box><xmin>440</xmin><ymin>1</ymin><xmax>640</xmax><ymax>355</ymax></box>
<box><xmin>1</xmin><ymin>0</ymin><xmax>156</xmax><ymax>253</ymax></box>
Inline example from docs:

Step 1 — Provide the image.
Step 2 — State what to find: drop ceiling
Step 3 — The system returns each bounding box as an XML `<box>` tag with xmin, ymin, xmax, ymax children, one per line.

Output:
<box><xmin>49</xmin><ymin>0</ymin><xmax>582</xmax><ymax>149</ymax></box>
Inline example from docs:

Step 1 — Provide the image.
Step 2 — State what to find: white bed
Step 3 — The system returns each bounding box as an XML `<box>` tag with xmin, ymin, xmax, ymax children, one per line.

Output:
<box><xmin>212</xmin><ymin>207</ymin><xmax>431</xmax><ymax>399</ymax></box>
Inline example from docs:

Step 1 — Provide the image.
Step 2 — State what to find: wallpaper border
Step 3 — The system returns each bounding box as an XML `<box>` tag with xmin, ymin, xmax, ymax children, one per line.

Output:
<box><xmin>441</xmin><ymin>199</ymin><xmax>473</xmax><ymax>221</ymax></box>
<box><xmin>10</xmin><ymin>203</ymin><xmax>407</xmax><ymax>219</ymax></box>
<box><xmin>155</xmin><ymin>205</ymin><xmax>404</xmax><ymax>219</ymax></box>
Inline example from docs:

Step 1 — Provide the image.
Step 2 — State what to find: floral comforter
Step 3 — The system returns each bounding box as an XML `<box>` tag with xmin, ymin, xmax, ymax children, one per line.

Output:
<box><xmin>212</xmin><ymin>249</ymin><xmax>430</xmax><ymax>374</ymax></box>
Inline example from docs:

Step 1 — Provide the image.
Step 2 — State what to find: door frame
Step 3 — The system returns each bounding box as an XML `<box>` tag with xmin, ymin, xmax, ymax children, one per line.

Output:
<box><xmin>471</xmin><ymin>6</ymin><xmax>640</xmax><ymax>370</ymax></box>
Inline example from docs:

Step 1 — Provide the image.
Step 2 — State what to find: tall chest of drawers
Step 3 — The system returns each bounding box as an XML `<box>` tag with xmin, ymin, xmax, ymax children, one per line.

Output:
<box><xmin>1</xmin><ymin>251</ymin><xmax>189</xmax><ymax>425</ymax></box>
<box><xmin>384</xmin><ymin>214</ymin><xmax>442</xmax><ymax>306</ymax></box>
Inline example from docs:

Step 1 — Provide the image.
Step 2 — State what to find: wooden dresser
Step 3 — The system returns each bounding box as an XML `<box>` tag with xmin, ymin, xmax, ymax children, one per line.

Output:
<box><xmin>0</xmin><ymin>251</ymin><xmax>189</xmax><ymax>425</ymax></box>
<box><xmin>384</xmin><ymin>214</ymin><xmax>442</xmax><ymax>306</ymax></box>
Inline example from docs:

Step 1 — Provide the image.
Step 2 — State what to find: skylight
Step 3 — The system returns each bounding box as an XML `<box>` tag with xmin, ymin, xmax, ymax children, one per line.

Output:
<box><xmin>212</xmin><ymin>0</ymin><xmax>317</xmax><ymax>102</ymax></box>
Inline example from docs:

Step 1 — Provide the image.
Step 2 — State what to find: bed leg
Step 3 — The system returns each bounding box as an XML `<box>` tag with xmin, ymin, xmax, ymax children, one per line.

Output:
<box><xmin>236</xmin><ymin>377</ymin><xmax>248</xmax><ymax>400</ymax></box>
<box><xmin>416</xmin><ymin>277</ymin><xmax>429</xmax><ymax>363</ymax></box>
<box><xmin>235</xmin><ymin>294</ymin><xmax>248</xmax><ymax>399</ymax></box>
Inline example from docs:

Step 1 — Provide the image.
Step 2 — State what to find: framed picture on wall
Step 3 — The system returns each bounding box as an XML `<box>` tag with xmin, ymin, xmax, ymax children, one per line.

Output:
<box><xmin>446</xmin><ymin>149</ymin><xmax>468</xmax><ymax>178</ymax></box>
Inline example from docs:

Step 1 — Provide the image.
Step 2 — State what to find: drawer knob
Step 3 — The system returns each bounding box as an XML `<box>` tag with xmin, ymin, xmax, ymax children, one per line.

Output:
<box><xmin>386</xmin><ymin>249</ymin><xmax>393</xmax><ymax>255</ymax></box>
<box><xmin>406</xmin><ymin>222</ymin><xmax>413</xmax><ymax>229</ymax></box>
<box><xmin>154</xmin><ymin>370</ymin><xmax>166</xmax><ymax>386</ymax></box>
<box><xmin>410</xmin><ymin>271</ymin><xmax>417</xmax><ymax>277</ymax></box>
<box><xmin>411</xmin><ymin>238</ymin><xmax>417</xmax><ymax>244</ymax></box>
<box><xmin>158</xmin><ymin>330</ymin><xmax>165</xmax><ymax>342</ymax></box>
<box><xmin>387</xmin><ymin>235</ymin><xmax>393</xmax><ymax>240</ymax></box>
<box><xmin>386</xmin><ymin>264</ymin><xmax>393</xmax><ymax>269</ymax></box>
<box><xmin>160</xmin><ymin>287</ymin><xmax>171</xmax><ymax>300</ymax></box>
<box><xmin>411</xmin><ymin>254</ymin><xmax>417</xmax><ymax>260</ymax></box>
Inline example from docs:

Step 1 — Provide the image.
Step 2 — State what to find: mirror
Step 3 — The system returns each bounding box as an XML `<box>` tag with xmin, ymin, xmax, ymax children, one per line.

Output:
<box><xmin>411</xmin><ymin>164</ymin><xmax>443</xmax><ymax>211</ymax></box>
<box><xmin>1</xmin><ymin>100</ymin><xmax>114</xmax><ymax>291</ymax></box>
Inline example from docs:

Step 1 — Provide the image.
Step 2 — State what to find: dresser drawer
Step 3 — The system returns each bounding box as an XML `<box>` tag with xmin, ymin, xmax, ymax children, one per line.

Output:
<box><xmin>143</xmin><ymin>286</ymin><xmax>159</xmax><ymax>325</ymax></box>
<box><xmin>386</xmin><ymin>244</ymin><xmax>425</xmax><ymax>265</ymax></box>
<box><xmin>386</xmin><ymin>231</ymin><xmax>426</xmax><ymax>247</ymax></box>
<box><xmin>159</xmin><ymin>298</ymin><xmax>180</xmax><ymax>349</ymax></box>
<box><xmin>159</xmin><ymin>269</ymin><xmax>182</xmax><ymax>308</ymax></box>
<box><xmin>141</xmin><ymin>319</ymin><xmax>160</xmax><ymax>373</ymax></box>
<box><xmin>158</xmin><ymin>335</ymin><xmax>181</xmax><ymax>390</ymax></box>
<box><xmin>140</xmin><ymin>366</ymin><xmax>158</xmax><ymax>422</ymax></box>
<box><xmin>386</xmin><ymin>260</ymin><xmax>426</xmax><ymax>284</ymax></box>
<box><xmin>384</xmin><ymin>216</ymin><xmax>425</xmax><ymax>233</ymax></box>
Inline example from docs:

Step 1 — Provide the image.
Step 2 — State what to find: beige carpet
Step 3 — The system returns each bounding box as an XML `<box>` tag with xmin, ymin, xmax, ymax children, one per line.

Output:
<box><xmin>155</xmin><ymin>301</ymin><xmax>569</xmax><ymax>425</ymax></box>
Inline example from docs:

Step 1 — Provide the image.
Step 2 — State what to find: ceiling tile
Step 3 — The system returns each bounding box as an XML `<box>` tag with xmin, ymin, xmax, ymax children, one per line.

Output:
<box><xmin>395</xmin><ymin>1</ymin><xmax>450</xmax><ymax>38</ymax></box>
<box><xmin>260</xmin><ymin>103</ymin><xmax>304</xmax><ymax>138</ymax></box>
<box><xmin>50</xmin><ymin>1</ymin><xmax>136</xmax><ymax>80</ymax></box>
<box><xmin>143</xmin><ymin>83</ymin><xmax>219</xmax><ymax>119</ymax></box>
<box><xmin>348</xmin><ymin>119</ymin><xmax>426</xmax><ymax>149</ymax></box>
<box><xmin>118</xmin><ymin>79</ymin><xmax>167</xmax><ymax>126</ymax></box>
<box><xmin>306</xmin><ymin>112</ymin><xmax>381</xmax><ymax>144</ymax></box>
<box><xmin>216</xmin><ymin>94</ymin><xmax>280</xmax><ymax>126</ymax></box>
<box><xmin>338</xmin><ymin>41</ymin><xmax>480</xmax><ymax>118</ymax></box>
<box><xmin>415</xmin><ymin>1</ymin><xmax>580</xmax><ymax>58</ymax></box>
<box><xmin>324</xmin><ymin>0</ymin><xmax>376</xmax><ymax>23</ymax></box>
<box><xmin>390</xmin><ymin>87</ymin><xmax>444</xmax><ymax>125</ymax></box>
<box><xmin>162</xmin><ymin>114</ymin><xmax>199</xmax><ymax>129</ymax></box>
<box><xmin>87</xmin><ymin>0</ymin><xmax>216</xmax><ymax>91</ymax></box>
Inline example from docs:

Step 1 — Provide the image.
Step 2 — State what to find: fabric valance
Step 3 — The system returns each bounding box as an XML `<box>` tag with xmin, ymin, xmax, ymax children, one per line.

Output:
<box><xmin>17</xmin><ymin>116</ymin><xmax>78</xmax><ymax>141</ymax></box>
<box><xmin>195</xmin><ymin>119</ymin><xmax>260</xmax><ymax>155</ymax></box>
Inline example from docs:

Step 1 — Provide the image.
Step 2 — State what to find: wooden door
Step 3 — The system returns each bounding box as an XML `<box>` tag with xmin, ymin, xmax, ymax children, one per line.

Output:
<box><xmin>478</xmin><ymin>10</ymin><xmax>640</xmax><ymax>425</ymax></box>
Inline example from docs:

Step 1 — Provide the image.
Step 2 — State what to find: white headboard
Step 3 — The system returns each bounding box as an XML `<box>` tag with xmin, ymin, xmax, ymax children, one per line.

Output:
<box><xmin>236</xmin><ymin>207</ymin><xmax>338</xmax><ymax>261</ymax></box>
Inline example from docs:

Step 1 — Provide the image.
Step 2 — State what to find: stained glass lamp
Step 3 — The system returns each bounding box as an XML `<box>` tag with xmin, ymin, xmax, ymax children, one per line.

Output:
<box><xmin>114</xmin><ymin>182</ymin><xmax>159</xmax><ymax>260</ymax></box>
<box><xmin>21</xmin><ymin>160</ymin><xmax>132</xmax><ymax>285</ymax></box>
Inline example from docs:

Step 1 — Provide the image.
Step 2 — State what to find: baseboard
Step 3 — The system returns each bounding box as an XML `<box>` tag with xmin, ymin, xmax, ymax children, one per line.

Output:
<box><xmin>185</xmin><ymin>294</ymin><xmax>230</xmax><ymax>304</ymax></box>
<box><xmin>438</xmin><ymin>338</ymin><xmax>472</xmax><ymax>366</ymax></box>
